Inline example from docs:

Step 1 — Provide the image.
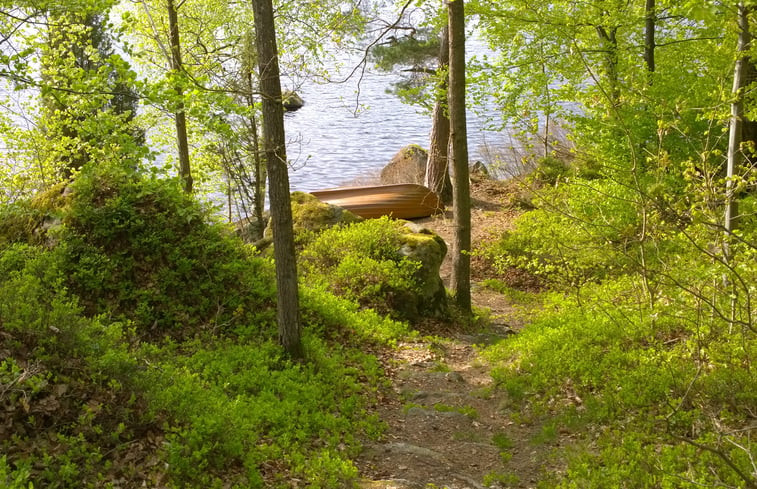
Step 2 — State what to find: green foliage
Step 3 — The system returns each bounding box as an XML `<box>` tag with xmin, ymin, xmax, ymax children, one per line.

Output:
<box><xmin>301</xmin><ymin>217</ymin><xmax>424</xmax><ymax>319</ymax></box>
<box><xmin>531</xmin><ymin>155</ymin><xmax>570</xmax><ymax>186</ymax></box>
<box><xmin>140</xmin><ymin>335</ymin><xmax>384</xmax><ymax>487</ymax></box>
<box><xmin>0</xmin><ymin>243</ymin><xmax>150</xmax><ymax>488</ymax></box>
<box><xmin>432</xmin><ymin>403</ymin><xmax>478</xmax><ymax>419</ymax></box>
<box><xmin>371</xmin><ymin>30</ymin><xmax>440</xmax><ymax>72</ymax></box>
<box><xmin>50</xmin><ymin>164</ymin><xmax>276</xmax><ymax>338</ymax></box>
<box><xmin>0</xmin><ymin>161</ymin><xmax>420</xmax><ymax>488</ymax></box>
<box><xmin>489</xmin><ymin>178</ymin><xmax>640</xmax><ymax>288</ymax></box>
<box><xmin>484</xmin><ymin>266</ymin><xmax>756</xmax><ymax>487</ymax></box>
<box><xmin>483</xmin><ymin>470</ymin><xmax>520</xmax><ymax>487</ymax></box>
<box><xmin>301</xmin><ymin>285</ymin><xmax>412</xmax><ymax>346</ymax></box>
<box><xmin>0</xmin><ymin>180</ymin><xmax>408</xmax><ymax>487</ymax></box>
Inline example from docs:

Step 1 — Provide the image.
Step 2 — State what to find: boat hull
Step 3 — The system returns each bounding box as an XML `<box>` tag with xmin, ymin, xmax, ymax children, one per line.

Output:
<box><xmin>311</xmin><ymin>184</ymin><xmax>443</xmax><ymax>219</ymax></box>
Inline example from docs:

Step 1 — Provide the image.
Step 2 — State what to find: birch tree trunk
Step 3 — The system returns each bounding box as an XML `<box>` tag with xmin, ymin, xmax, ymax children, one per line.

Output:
<box><xmin>726</xmin><ymin>2</ymin><xmax>750</xmax><ymax>240</ymax></box>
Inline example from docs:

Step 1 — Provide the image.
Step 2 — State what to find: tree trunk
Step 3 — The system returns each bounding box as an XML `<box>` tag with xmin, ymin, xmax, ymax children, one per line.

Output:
<box><xmin>726</xmin><ymin>3</ymin><xmax>750</xmax><ymax>239</ymax></box>
<box><xmin>644</xmin><ymin>0</ymin><xmax>655</xmax><ymax>75</ymax></box>
<box><xmin>448</xmin><ymin>0</ymin><xmax>471</xmax><ymax>314</ymax></box>
<box><xmin>246</xmin><ymin>67</ymin><xmax>266</xmax><ymax>238</ymax></box>
<box><xmin>596</xmin><ymin>25</ymin><xmax>620</xmax><ymax>107</ymax></box>
<box><xmin>742</xmin><ymin>60</ymin><xmax>757</xmax><ymax>162</ymax></box>
<box><xmin>167</xmin><ymin>0</ymin><xmax>192</xmax><ymax>193</ymax></box>
<box><xmin>252</xmin><ymin>0</ymin><xmax>303</xmax><ymax>359</ymax></box>
<box><xmin>425</xmin><ymin>25</ymin><xmax>453</xmax><ymax>204</ymax></box>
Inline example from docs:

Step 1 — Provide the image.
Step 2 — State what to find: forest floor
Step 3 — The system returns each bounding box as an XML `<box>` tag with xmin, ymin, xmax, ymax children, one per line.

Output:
<box><xmin>355</xmin><ymin>175</ymin><xmax>565</xmax><ymax>489</ymax></box>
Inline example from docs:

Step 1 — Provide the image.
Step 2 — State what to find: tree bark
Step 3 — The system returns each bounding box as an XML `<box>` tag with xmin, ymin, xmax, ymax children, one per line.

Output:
<box><xmin>425</xmin><ymin>25</ymin><xmax>453</xmax><ymax>204</ymax></box>
<box><xmin>252</xmin><ymin>0</ymin><xmax>303</xmax><ymax>358</ymax></box>
<box><xmin>246</xmin><ymin>66</ymin><xmax>266</xmax><ymax>239</ymax></box>
<box><xmin>447</xmin><ymin>0</ymin><xmax>471</xmax><ymax>313</ymax></box>
<box><xmin>643</xmin><ymin>0</ymin><xmax>655</xmax><ymax>75</ymax></box>
<box><xmin>596</xmin><ymin>25</ymin><xmax>620</xmax><ymax>107</ymax></box>
<box><xmin>726</xmin><ymin>3</ymin><xmax>750</xmax><ymax>239</ymax></box>
<box><xmin>167</xmin><ymin>0</ymin><xmax>193</xmax><ymax>193</ymax></box>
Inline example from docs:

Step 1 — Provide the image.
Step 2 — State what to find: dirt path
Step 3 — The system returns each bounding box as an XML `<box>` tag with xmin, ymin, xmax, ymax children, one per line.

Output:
<box><xmin>355</xmin><ymin>177</ymin><xmax>553</xmax><ymax>489</ymax></box>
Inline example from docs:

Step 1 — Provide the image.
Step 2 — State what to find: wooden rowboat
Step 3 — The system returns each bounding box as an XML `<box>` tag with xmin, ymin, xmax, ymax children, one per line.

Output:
<box><xmin>310</xmin><ymin>183</ymin><xmax>443</xmax><ymax>219</ymax></box>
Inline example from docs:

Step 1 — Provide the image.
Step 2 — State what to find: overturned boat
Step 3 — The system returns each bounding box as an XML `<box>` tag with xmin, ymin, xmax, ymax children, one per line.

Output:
<box><xmin>310</xmin><ymin>183</ymin><xmax>443</xmax><ymax>219</ymax></box>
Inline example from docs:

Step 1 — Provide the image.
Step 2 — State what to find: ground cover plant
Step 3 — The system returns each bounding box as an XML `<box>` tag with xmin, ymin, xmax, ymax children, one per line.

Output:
<box><xmin>0</xmin><ymin>165</ymin><xmax>410</xmax><ymax>488</ymax></box>
<box><xmin>483</xmin><ymin>170</ymin><xmax>757</xmax><ymax>487</ymax></box>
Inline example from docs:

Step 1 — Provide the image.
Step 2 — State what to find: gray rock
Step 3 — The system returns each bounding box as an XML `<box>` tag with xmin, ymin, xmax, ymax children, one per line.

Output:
<box><xmin>396</xmin><ymin>221</ymin><xmax>448</xmax><ymax>318</ymax></box>
<box><xmin>381</xmin><ymin>145</ymin><xmax>427</xmax><ymax>185</ymax></box>
<box><xmin>234</xmin><ymin>212</ymin><xmax>269</xmax><ymax>243</ymax></box>
<box><xmin>282</xmin><ymin>90</ymin><xmax>304</xmax><ymax>111</ymax></box>
<box><xmin>381</xmin><ymin>442</ymin><xmax>447</xmax><ymax>462</ymax></box>
<box><xmin>470</xmin><ymin>160</ymin><xmax>489</xmax><ymax>177</ymax></box>
<box><xmin>357</xmin><ymin>479</ymin><xmax>422</xmax><ymax>489</ymax></box>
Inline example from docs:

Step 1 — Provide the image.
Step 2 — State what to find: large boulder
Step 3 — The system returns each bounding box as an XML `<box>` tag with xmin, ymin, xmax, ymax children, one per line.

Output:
<box><xmin>381</xmin><ymin>145</ymin><xmax>427</xmax><ymax>185</ymax></box>
<box><xmin>396</xmin><ymin>221</ymin><xmax>448</xmax><ymax>319</ymax></box>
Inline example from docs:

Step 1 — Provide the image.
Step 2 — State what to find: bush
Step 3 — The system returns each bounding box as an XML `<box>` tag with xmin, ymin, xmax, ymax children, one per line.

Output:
<box><xmin>140</xmin><ymin>335</ymin><xmax>386</xmax><ymax>487</ymax></box>
<box><xmin>19</xmin><ymin>165</ymin><xmax>278</xmax><ymax>339</ymax></box>
<box><xmin>0</xmin><ymin>166</ymin><xmax>419</xmax><ymax>488</ymax></box>
<box><xmin>484</xmin><ymin>271</ymin><xmax>756</xmax><ymax>488</ymax></box>
<box><xmin>0</xmin><ymin>244</ymin><xmax>154</xmax><ymax>488</ymax></box>
<box><xmin>489</xmin><ymin>178</ymin><xmax>640</xmax><ymax>288</ymax></box>
<box><xmin>300</xmin><ymin>217</ymin><xmax>424</xmax><ymax>319</ymax></box>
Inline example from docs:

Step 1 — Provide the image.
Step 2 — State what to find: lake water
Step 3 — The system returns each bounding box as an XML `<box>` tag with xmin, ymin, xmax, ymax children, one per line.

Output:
<box><xmin>283</xmin><ymin>43</ymin><xmax>504</xmax><ymax>193</ymax></box>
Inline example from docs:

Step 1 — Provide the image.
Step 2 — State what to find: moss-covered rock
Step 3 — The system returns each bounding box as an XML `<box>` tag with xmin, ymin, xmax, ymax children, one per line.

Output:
<box><xmin>0</xmin><ymin>182</ymin><xmax>71</xmax><ymax>247</ymax></box>
<box><xmin>266</xmin><ymin>192</ymin><xmax>363</xmax><ymax>247</ymax></box>
<box><xmin>282</xmin><ymin>90</ymin><xmax>304</xmax><ymax>111</ymax></box>
<box><xmin>397</xmin><ymin>221</ymin><xmax>448</xmax><ymax>319</ymax></box>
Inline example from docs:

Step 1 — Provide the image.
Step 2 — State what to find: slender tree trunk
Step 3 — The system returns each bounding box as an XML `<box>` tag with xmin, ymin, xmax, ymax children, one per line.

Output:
<box><xmin>596</xmin><ymin>25</ymin><xmax>620</xmax><ymax>107</ymax></box>
<box><xmin>539</xmin><ymin>42</ymin><xmax>551</xmax><ymax>158</ymax></box>
<box><xmin>425</xmin><ymin>25</ymin><xmax>453</xmax><ymax>204</ymax></box>
<box><xmin>644</xmin><ymin>0</ymin><xmax>655</xmax><ymax>75</ymax></box>
<box><xmin>167</xmin><ymin>0</ymin><xmax>192</xmax><ymax>193</ymax></box>
<box><xmin>726</xmin><ymin>3</ymin><xmax>750</xmax><ymax>240</ymax></box>
<box><xmin>742</xmin><ymin>61</ymin><xmax>757</xmax><ymax>162</ymax></box>
<box><xmin>448</xmin><ymin>0</ymin><xmax>471</xmax><ymax>314</ymax></box>
<box><xmin>246</xmin><ymin>69</ymin><xmax>266</xmax><ymax>238</ymax></box>
<box><xmin>252</xmin><ymin>0</ymin><xmax>303</xmax><ymax>359</ymax></box>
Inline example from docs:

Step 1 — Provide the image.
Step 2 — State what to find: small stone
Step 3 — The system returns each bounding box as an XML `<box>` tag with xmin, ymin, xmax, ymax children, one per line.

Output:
<box><xmin>445</xmin><ymin>371</ymin><xmax>465</xmax><ymax>383</ymax></box>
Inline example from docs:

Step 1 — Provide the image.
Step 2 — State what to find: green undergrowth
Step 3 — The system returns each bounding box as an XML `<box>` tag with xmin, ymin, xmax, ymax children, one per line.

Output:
<box><xmin>300</xmin><ymin>217</ymin><xmax>423</xmax><ymax>319</ymax></box>
<box><xmin>0</xmin><ymin>165</ymin><xmax>411</xmax><ymax>488</ymax></box>
<box><xmin>483</xmin><ymin>178</ymin><xmax>756</xmax><ymax>487</ymax></box>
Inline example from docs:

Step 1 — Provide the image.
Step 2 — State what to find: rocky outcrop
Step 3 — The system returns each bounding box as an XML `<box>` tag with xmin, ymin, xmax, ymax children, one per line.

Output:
<box><xmin>282</xmin><ymin>90</ymin><xmax>304</xmax><ymax>111</ymax></box>
<box><xmin>290</xmin><ymin>191</ymin><xmax>362</xmax><ymax>232</ymax></box>
<box><xmin>396</xmin><ymin>221</ymin><xmax>448</xmax><ymax>319</ymax></box>
<box><xmin>470</xmin><ymin>160</ymin><xmax>489</xmax><ymax>177</ymax></box>
<box><xmin>381</xmin><ymin>145</ymin><xmax>428</xmax><ymax>185</ymax></box>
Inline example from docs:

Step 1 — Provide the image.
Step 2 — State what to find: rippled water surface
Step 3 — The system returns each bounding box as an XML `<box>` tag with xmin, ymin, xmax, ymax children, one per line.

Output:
<box><xmin>284</xmin><ymin>47</ymin><xmax>500</xmax><ymax>193</ymax></box>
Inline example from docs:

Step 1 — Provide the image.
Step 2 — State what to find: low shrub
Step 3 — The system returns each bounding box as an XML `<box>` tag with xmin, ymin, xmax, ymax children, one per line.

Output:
<box><xmin>139</xmin><ymin>335</ymin><xmax>385</xmax><ymax>487</ymax></box>
<box><xmin>0</xmin><ymin>244</ymin><xmax>155</xmax><ymax>488</ymax></box>
<box><xmin>300</xmin><ymin>217</ymin><xmax>425</xmax><ymax>319</ymax></box>
<box><xmin>0</xmin><ymin>166</ymin><xmax>411</xmax><ymax>488</ymax></box>
<box><xmin>489</xmin><ymin>178</ymin><xmax>641</xmax><ymax>289</ymax></box>
<box><xmin>484</xmin><ymin>271</ymin><xmax>756</xmax><ymax>488</ymax></box>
